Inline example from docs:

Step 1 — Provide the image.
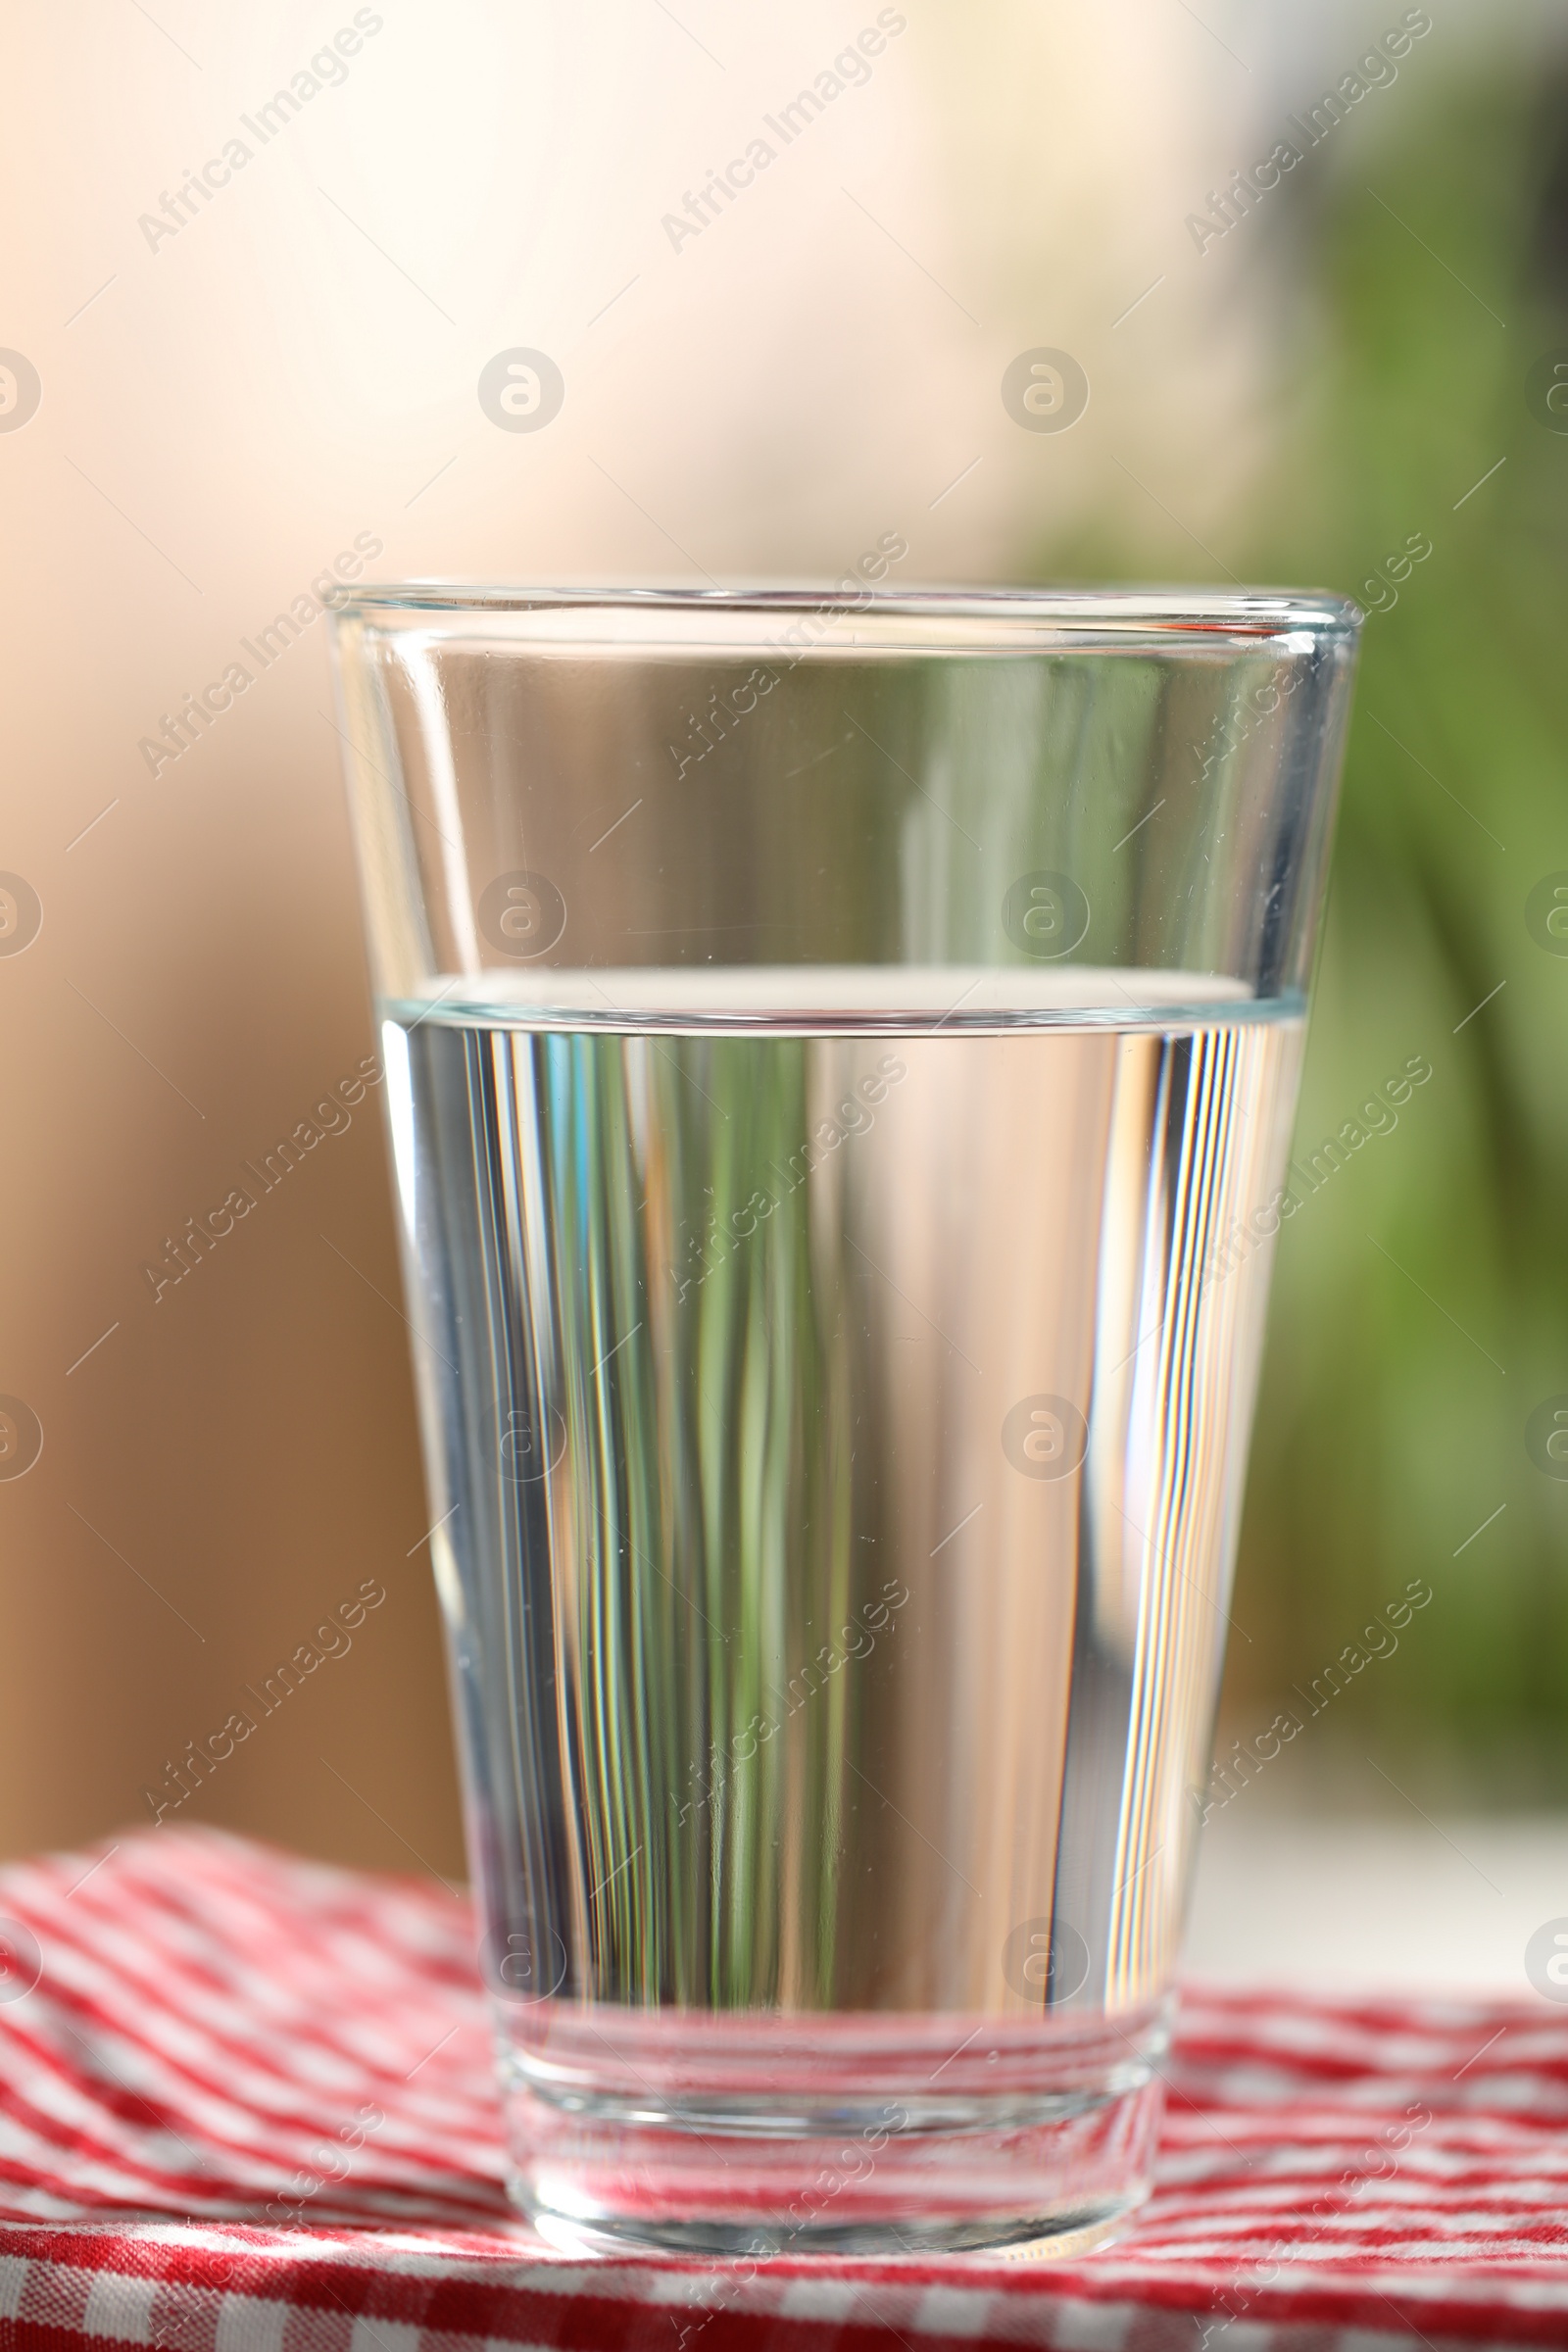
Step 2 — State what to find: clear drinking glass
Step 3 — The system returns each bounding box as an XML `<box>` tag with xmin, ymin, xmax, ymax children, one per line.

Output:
<box><xmin>329</xmin><ymin>584</ymin><xmax>1358</xmax><ymax>2260</ymax></box>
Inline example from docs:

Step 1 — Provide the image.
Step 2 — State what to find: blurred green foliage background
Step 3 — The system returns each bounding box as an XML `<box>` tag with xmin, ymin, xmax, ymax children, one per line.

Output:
<box><xmin>1179</xmin><ymin>52</ymin><xmax>1568</xmax><ymax>1789</ymax></box>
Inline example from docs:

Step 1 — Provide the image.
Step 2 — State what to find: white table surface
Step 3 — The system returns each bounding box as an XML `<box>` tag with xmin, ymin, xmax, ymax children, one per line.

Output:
<box><xmin>1185</xmin><ymin>1804</ymin><xmax>1568</xmax><ymax>1994</ymax></box>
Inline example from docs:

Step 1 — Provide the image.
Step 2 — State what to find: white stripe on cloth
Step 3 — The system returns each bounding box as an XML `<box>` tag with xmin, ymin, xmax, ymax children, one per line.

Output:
<box><xmin>81</xmin><ymin>2270</ymin><xmax>160</xmax><ymax>2341</ymax></box>
<box><xmin>0</xmin><ymin>2254</ymin><xmax>29</xmax><ymax>2321</ymax></box>
<box><xmin>215</xmin><ymin>2294</ymin><xmax>291</xmax><ymax>2352</ymax></box>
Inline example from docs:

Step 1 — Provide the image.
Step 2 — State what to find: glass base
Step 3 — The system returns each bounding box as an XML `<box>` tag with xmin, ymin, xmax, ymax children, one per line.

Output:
<box><xmin>499</xmin><ymin>2001</ymin><xmax>1167</xmax><ymax>2260</ymax></box>
<box><xmin>525</xmin><ymin>2200</ymin><xmax>1137</xmax><ymax>2262</ymax></box>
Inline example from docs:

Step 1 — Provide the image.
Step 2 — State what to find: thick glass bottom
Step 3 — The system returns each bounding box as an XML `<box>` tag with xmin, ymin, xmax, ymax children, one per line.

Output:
<box><xmin>499</xmin><ymin>2002</ymin><xmax>1168</xmax><ymax>2260</ymax></box>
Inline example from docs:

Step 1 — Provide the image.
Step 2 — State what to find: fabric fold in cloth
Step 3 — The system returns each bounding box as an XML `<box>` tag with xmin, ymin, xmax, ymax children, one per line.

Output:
<box><xmin>0</xmin><ymin>1827</ymin><xmax>1563</xmax><ymax>2349</ymax></box>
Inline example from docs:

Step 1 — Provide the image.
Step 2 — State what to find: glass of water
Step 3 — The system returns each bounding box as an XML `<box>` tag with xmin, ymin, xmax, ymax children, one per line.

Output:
<box><xmin>330</xmin><ymin>585</ymin><xmax>1358</xmax><ymax>2259</ymax></box>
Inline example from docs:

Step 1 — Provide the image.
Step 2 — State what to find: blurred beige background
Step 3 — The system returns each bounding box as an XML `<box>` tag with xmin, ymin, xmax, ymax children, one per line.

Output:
<box><xmin>0</xmin><ymin>0</ymin><xmax>1520</xmax><ymax>1879</ymax></box>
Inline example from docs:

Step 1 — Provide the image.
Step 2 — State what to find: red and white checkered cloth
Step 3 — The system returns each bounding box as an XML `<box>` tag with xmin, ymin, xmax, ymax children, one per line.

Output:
<box><xmin>0</xmin><ymin>1829</ymin><xmax>1563</xmax><ymax>2351</ymax></box>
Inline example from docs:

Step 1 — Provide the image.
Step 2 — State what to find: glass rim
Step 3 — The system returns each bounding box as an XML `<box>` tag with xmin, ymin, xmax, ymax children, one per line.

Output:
<box><xmin>329</xmin><ymin>579</ymin><xmax>1362</xmax><ymax>643</ymax></box>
